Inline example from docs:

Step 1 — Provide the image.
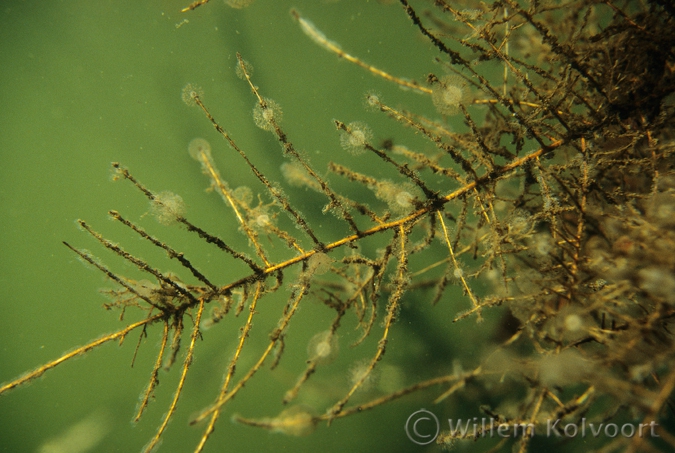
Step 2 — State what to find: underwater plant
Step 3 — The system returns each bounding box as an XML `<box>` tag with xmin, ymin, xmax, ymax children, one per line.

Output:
<box><xmin>1</xmin><ymin>0</ymin><xmax>675</xmax><ymax>452</ymax></box>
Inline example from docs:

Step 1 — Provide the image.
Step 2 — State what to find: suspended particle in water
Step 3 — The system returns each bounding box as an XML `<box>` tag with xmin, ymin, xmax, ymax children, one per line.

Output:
<box><xmin>307</xmin><ymin>330</ymin><xmax>339</xmax><ymax>364</ymax></box>
<box><xmin>225</xmin><ymin>0</ymin><xmax>255</xmax><ymax>9</ymax></box>
<box><xmin>181</xmin><ymin>83</ymin><xmax>203</xmax><ymax>107</ymax></box>
<box><xmin>377</xmin><ymin>364</ymin><xmax>405</xmax><ymax>394</ymax></box>
<box><xmin>151</xmin><ymin>191</ymin><xmax>186</xmax><ymax>226</ymax></box>
<box><xmin>537</xmin><ymin>349</ymin><xmax>589</xmax><ymax>387</ymax></box>
<box><xmin>431</xmin><ymin>75</ymin><xmax>469</xmax><ymax>115</ymax></box>
<box><xmin>253</xmin><ymin>98</ymin><xmax>283</xmax><ymax>131</ymax></box>
<box><xmin>38</xmin><ymin>411</ymin><xmax>110</xmax><ymax>453</ymax></box>
<box><xmin>339</xmin><ymin>121</ymin><xmax>372</xmax><ymax>155</ymax></box>
<box><xmin>187</xmin><ymin>137</ymin><xmax>212</xmax><ymax>161</ymax></box>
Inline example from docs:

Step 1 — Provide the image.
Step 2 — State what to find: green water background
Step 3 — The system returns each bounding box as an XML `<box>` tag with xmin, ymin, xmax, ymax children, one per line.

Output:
<box><xmin>0</xmin><ymin>1</ymin><xmax>483</xmax><ymax>451</ymax></box>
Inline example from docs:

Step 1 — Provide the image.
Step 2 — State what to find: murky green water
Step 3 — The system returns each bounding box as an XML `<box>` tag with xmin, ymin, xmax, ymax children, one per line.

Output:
<box><xmin>0</xmin><ymin>1</ymin><xmax>470</xmax><ymax>452</ymax></box>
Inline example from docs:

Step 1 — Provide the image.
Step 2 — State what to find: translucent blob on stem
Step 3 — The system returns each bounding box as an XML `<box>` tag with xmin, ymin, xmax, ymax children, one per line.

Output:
<box><xmin>188</xmin><ymin>137</ymin><xmax>212</xmax><ymax>161</ymax></box>
<box><xmin>274</xmin><ymin>406</ymin><xmax>317</xmax><ymax>436</ymax></box>
<box><xmin>255</xmin><ymin>213</ymin><xmax>270</xmax><ymax>227</ymax></box>
<box><xmin>234</xmin><ymin>405</ymin><xmax>317</xmax><ymax>437</ymax></box>
<box><xmin>364</xmin><ymin>90</ymin><xmax>382</xmax><ymax>111</ymax></box>
<box><xmin>248</xmin><ymin>204</ymin><xmax>276</xmax><ymax>232</ymax></box>
<box><xmin>339</xmin><ymin>121</ymin><xmax>372</xmax><ymax>155</ymax></box>
<box><xmin>232</xmin><ymin>186</ymin><xmax>253</xmax><ymax>206</ymax></box>
<box><xmin>307</xmin><ymin>330</ymin><xmax>338</xmax><ymax>364</ymax></box>
<box><xmin>235</xmin><ymin>58</ymin><xmax>253</xmax><ymax>80</ymax></box>
<box><xmin>188</xmin><ymin>137</ymin><xmax>226</xmax><ymax>191</ymax></box>
<box><xmin>394</xmin><ymin>191</ymin><xmax>414</xmax><ymax>210</ymax></box>
<box><xmin>431</xmin><ymin>75</ymin><xmax>469</xmax><ymax>115</ymax></box>
<box><xmin>151</xmin><ymin>191</ymin><xmax>186</xmax><ymax>226</ymax></box>
<box><xmin>253</xmin><ymin>98</ymin><xmax>283</xmax><ymax>131</ymax></box>
<box><xmin>348</xmin><ymin>359</ymin><xmax>379</xmax><ymax>392</ymax></box>
<box><xmin>374</xmin><ymin>180</ymin><xmax>418</xmax><ymax>214</ymax></box>
<box><xmin>307</xmin><ymin>252</ymin><xmax>333</xmax><ymax>275</ymax></box>
<box><xmin>281</xmin><ymin>162</ymin><xmax>320</xmax><ymax>191</ymax></box>
<box><xmin>181</xmin><ymin>83</ymin><xmax>203</xmax><ymax>107</ymax></box>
